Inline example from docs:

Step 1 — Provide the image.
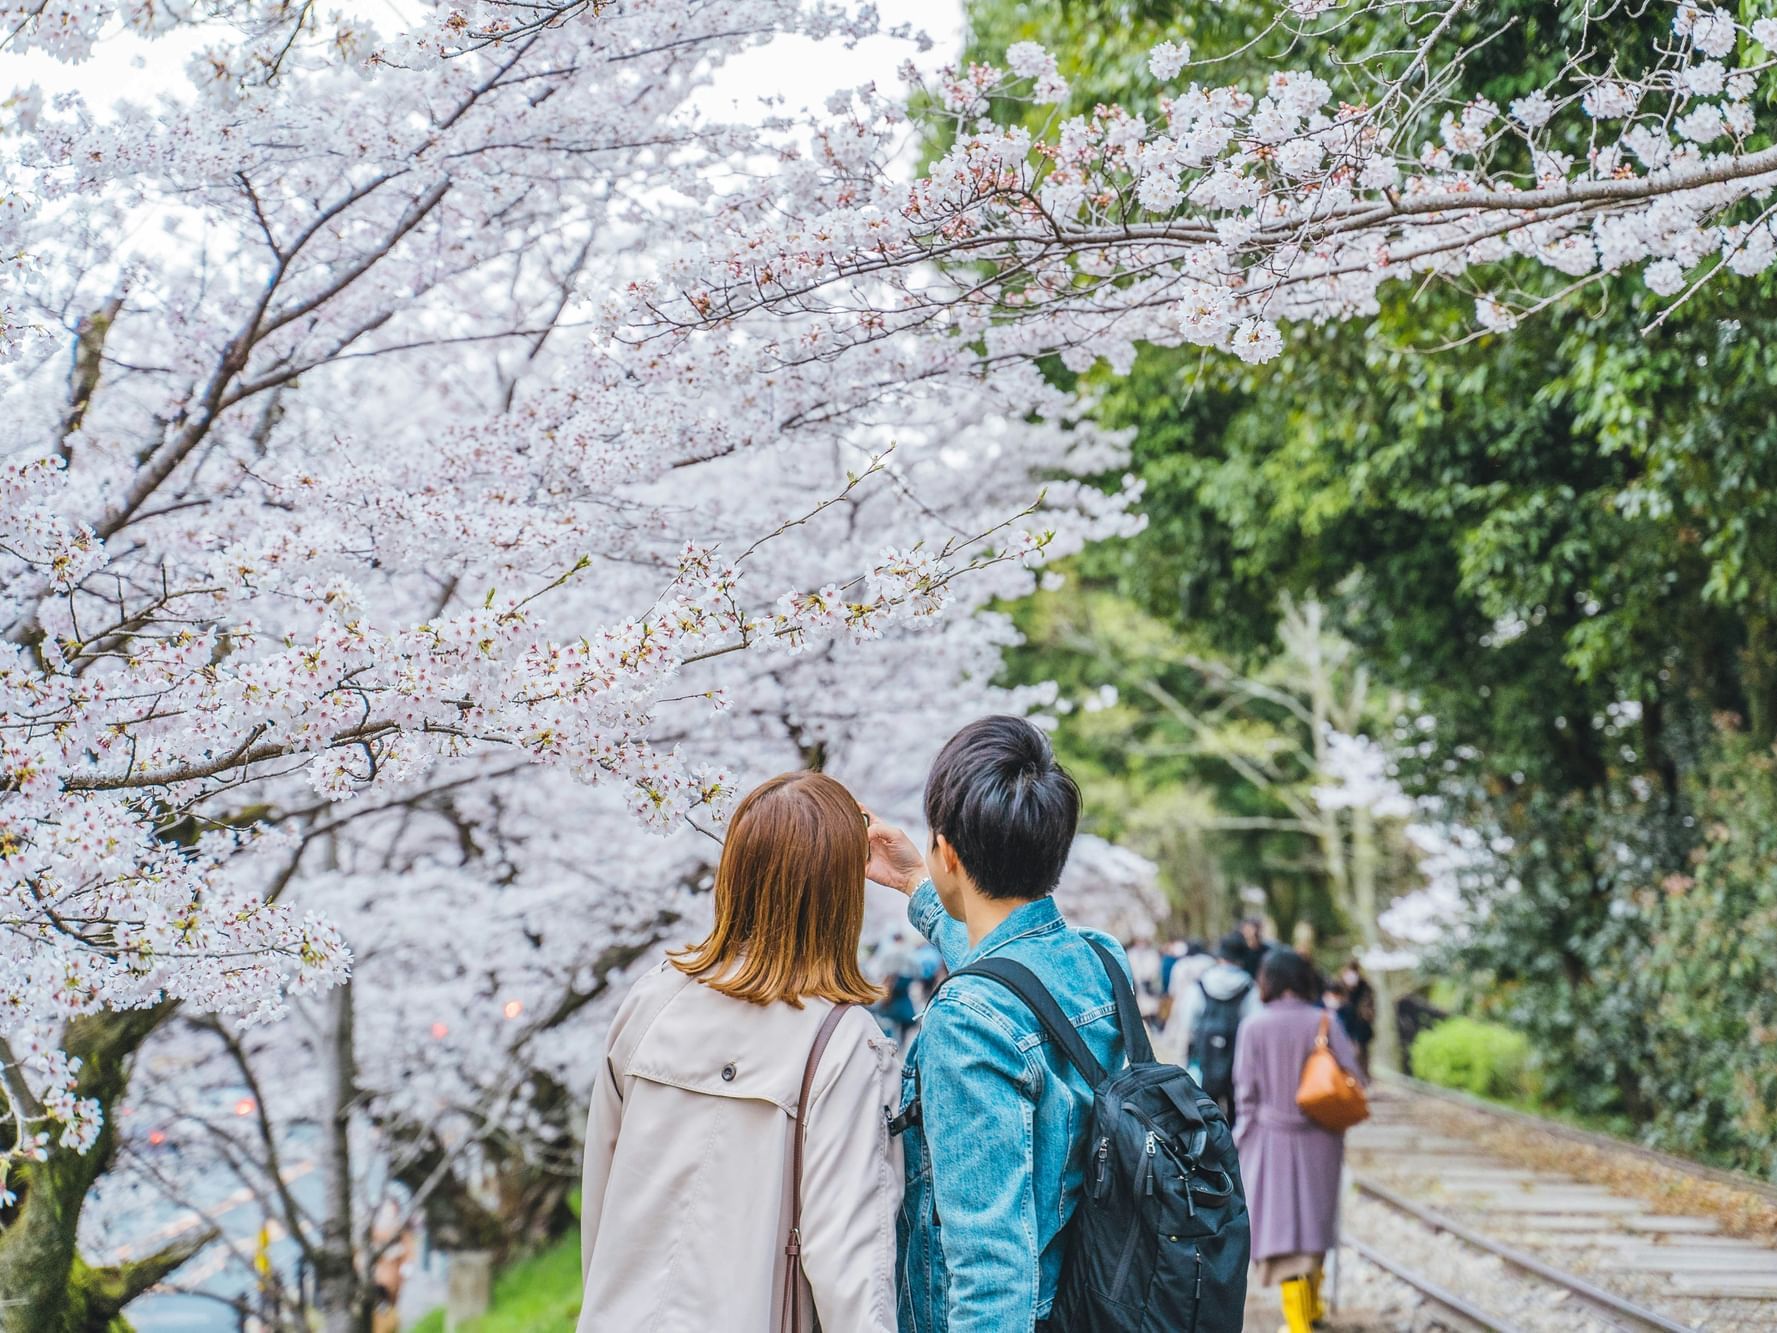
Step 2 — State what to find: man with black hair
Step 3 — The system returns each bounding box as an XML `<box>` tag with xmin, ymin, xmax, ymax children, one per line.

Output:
<box><xmin>866</xmin><ymin>715</ymin><xmax>1135</xmax><ymax>1333</ymax></box>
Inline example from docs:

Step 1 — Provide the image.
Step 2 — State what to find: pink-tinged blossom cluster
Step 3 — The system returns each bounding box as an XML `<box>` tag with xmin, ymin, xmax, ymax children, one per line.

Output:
<box><xmin>621</xmin><ymin>0</ymin><xmax>1777</xmax><ymax>369</ymax></box>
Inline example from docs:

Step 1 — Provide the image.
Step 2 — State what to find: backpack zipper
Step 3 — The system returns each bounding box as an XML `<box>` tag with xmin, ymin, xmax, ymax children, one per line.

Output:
<box><xmin>1092</xmin><ymin>1136</ymin><xmax>1111</xmax><ymax>1198</ymax></box>
<box><xmin>1109</xmin><ymin>1172</ymin><xmax>1145</xmax><ymax>1301</ymax></box>
<box><xmin>1143</xmin><ymin>1131</ymin><xmax>1157</xmax><ymax>1197</ymax></box>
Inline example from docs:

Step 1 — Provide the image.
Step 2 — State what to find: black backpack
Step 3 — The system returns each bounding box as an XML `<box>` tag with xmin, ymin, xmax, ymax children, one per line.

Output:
<box><xmin>954</xmin><ymin>939</ymin><xmax>1250</xmax><ymax>1333</ymax></box>
<box><xmin>1189</xmin><ymin>974</ymin><xmax>1252</xmax><ymax>1105</ymax></box>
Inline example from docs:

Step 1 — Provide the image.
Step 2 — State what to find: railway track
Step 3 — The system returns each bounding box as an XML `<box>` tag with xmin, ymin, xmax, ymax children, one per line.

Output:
<box><xmin>1336</xmin><ymin>1084</ymin><xmax>1777</xmax><ymax>1332</ymax></box>
<box><xmin>1382</xmin><ymin>1072</ymin><xmax>1777</xmax><ymax>1208</ymax></box>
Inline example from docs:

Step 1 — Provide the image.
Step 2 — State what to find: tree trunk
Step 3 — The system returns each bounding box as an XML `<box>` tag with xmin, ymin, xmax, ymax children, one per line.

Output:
<box><xmin>0</xmin><ymin>1005</ymin><xmax>204</xmax><ymax>1333</ymax></box>
<box><xmin>1349</xmin><ymin>802</ymin><xmax>1399</xmax><ymax>1072</ymax></box>
<box><xmin>1744</xmin><ymin>607</ymin><xmax>1777</xmax><ymax>750</ymax></box>
<box><xmin>311</xmin><ymin>982</ymin><xmax>370</xmax><ymax>1333</ymax></box>
<box><xmin>1297</xmin><ymin>600</ymin><xmax>1355</xmax><ymax>930</ymax></box>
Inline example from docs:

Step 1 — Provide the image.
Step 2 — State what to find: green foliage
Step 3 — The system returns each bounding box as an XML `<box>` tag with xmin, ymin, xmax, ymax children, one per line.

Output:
<box><xmin>409</xmin><ymin>1234</ymin><xmax>582</xmax><ymax>1333</ymax></box>
<box><xmin>970</xmin><ymin>0</ymin><xmax>1777</xmax><ymax>1167</ymax></box>
<box><xmin>1411</xmin><ymin>1017</ymin><xmax>1532</xmax><ymax>1101</ymax></box>
<box><xmin>1001</xmin><ymin>586</ymin><xmax>1318</xmax><ymax>929</ymax></box>
<box><xmin>1000</xmin><ymin>581</ymin><xmax>1419</xmax><ymax>940</ymax></box>
<box><xmin>1636</xmin><ymin>740</ymin><xmax>1777</xmax><ymax>1172</ymax></box>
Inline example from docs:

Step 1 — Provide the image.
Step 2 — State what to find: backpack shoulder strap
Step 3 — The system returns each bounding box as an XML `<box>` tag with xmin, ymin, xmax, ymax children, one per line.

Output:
<box><xmin>956</xmin><ymin>958</ymin><xmax>1109</xmax><ymax>1087</ymax></box>
<box><xmin>1085</xmin><ymin>937</ymin><xmax>1154</xmax><ymax>1066</ymax></box>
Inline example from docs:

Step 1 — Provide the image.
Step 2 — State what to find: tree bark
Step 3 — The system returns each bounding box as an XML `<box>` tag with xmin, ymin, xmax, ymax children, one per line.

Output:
<box><xmin>0</xmin><ymin>1005</ymin><xmax>186</xmax><ymax>1333</ymax></box>
<box><xmin>1350</xmin><ymin>801</ymin><xmax>1399</xmax><ymax>1073</ymax></box>
<box><xmin>311</xmin><ymin>982</ymin><xmax>370</xmax><ymax>1333</ymax></box>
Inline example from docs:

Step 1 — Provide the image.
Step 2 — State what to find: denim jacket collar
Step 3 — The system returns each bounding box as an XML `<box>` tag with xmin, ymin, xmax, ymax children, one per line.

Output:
<box><xmin>964</xmin><ymin>893</ymin><xmax>1063</xmax><ymax>965</ymax></box>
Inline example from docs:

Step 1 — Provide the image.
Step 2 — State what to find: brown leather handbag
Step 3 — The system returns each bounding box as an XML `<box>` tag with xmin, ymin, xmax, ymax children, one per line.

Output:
<box><xmin>779</xmin><ymin>1002</ymin><xmax>855</xmax><ymax>1333</ymax></box>
<box><xmin>1296</xmin><ymin>1011</ymin><xmax>1369</xmax><ymax>1132</ymax></box>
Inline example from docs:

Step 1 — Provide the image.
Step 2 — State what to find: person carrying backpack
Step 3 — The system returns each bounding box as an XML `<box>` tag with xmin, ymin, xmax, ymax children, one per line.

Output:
<box><xmin>866</xmin><ymin>716</ymin><xmax>1248</xmax><ymax>1333</ymax></box>
<box><xmin>1171</xmin><ymin>932</ymin><xmax>1264</xmax><ymax>1126</ymax></box>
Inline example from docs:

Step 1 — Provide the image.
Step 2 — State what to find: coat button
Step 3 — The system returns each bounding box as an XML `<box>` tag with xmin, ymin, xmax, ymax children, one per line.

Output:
<box><xmin>721</xmin><ymin>1063</ymin><xmax>736</xmax><ymax>1082</ymax></box>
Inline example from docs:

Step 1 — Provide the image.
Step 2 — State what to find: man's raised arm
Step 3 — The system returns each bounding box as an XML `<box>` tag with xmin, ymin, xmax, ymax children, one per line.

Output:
<box><xmin>865</xmin><ymin>813</ymin><xmax>969</xmax><ymax>968</ymax></box>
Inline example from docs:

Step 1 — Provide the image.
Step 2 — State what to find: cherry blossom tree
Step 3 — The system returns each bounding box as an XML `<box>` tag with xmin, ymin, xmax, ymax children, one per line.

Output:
<box><xmin>70</xmin><ymin>406</ymin><xmax>1130</xmax><ymax>1327</ymax></box>
<box><xmin>0</xmin><ymin>0</ymin><xmax>1149</xmax><ymax>1320</ymax></box>
<box><xmin>8</xmin><ymin>0</ymin><xmax>1776</xmax><ymax>1322</ymax></box>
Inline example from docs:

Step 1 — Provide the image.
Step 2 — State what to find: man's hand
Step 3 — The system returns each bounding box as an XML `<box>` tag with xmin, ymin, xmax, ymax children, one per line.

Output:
<box><xmin>864</xmin><ymin>809</ymin><xmax>927</xmax><ymax>895</ymax></box>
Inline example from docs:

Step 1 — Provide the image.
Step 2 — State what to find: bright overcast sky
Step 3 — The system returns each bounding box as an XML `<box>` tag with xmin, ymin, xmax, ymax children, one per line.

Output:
<box><xmin>1</xmin><ymin>0</ymin><xmax>965</xmax><ymax>118</ymax></box>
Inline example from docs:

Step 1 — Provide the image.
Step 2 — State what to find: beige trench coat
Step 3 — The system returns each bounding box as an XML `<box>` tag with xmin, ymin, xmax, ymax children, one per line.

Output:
<box><xmin>578</xmin><ymin>961</ymin><xmax>903</xmax><ymax>1333</ymax></box>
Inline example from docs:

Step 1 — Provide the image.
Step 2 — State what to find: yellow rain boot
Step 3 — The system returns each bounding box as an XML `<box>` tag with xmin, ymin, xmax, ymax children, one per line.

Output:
<box><xmin>1278</xmin><ymin>1277</ymin><xmax>1315</xmax><ymax>1333</ymax></box>
<box><xmin>1309</xmin><ymin>1265</ymin><xmax>1328</xmax><ymax>1324</ymax></box>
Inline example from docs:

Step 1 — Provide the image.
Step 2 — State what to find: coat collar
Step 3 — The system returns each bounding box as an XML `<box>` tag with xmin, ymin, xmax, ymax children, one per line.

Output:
<box><xmin>964</xmin><ymin>893</ymin><xmax>1064</xmax><ymax>966</ymax></box>
<box><xmin>617</xmin><ymin>964</ymin><xmax>877</xmax><ymax>1113</ymax></box>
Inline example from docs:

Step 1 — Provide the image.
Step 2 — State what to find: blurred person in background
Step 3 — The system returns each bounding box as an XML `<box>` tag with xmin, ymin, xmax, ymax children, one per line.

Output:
<box><xmin>1156</xmin><ymin>939</ymin><xmax>1189</xmax><ymax>1019</ymax></box>
<box><xmin>866</xmin><ymin>927</ymin><xmax>921</xmax><ymax>1044</ymax></box>
<box><xmin>1337</xmin><ymin>957</ymin><xmax>1377</xmax><ymax>1077</ymax></box>
<box><xmin>1155</xmin><ymin>939</ymin><xmax>1214</xmax><ymax>1064</ymax></box>
<box><xmin>913</xmin><ymin>939</ymin><xmax>944</xmax><ymax>1006</ymax></box>
<box><xmin>1236</xmin><ymin>915</ymin><xmax>1278</xmax><ymax>978</ymax></box>
<box><xmin>1290</xmin><ymin>920</ymin><xmax>1329</xmax><ymax>1006</ymax></box>
<box><xmin>1124</xmin><ymin>934</ymin><xmax>1164</xmax><ymax>1031</ymax></box>
<box><xmin>1168</xmin><ymin>932</ymin><xmax>1262</xmax><ymax>1123</ymax></box>
<box><xmin>370</xmin><ymin>1202</ymin><xmax>415</xmax><ymax>1333</ymax></box>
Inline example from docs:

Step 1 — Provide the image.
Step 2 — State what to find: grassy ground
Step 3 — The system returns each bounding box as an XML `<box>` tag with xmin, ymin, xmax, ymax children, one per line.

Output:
<box><xmin>407</xmin><ymin>1234</ymin><xmax>580</xmax><ymax>1333</ymax></box>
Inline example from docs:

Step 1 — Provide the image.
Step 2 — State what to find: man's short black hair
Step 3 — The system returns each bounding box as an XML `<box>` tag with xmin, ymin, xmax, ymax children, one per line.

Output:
<box><xmin>923</xmin><ymin>715</ymin><xmax>1080</xmax><ymax>901</ymax></box>
<box><xmin>1216</xmin><ymin>931</ymin><xmax>1248</xmax><ymax>963</ymax></box>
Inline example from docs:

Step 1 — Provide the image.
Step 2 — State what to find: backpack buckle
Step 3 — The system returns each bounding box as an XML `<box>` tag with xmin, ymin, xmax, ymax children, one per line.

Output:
<box><xmin>886</xmin><ymin>1098</ymin><xmax>921</xmax><ymax>1137</ymax></box>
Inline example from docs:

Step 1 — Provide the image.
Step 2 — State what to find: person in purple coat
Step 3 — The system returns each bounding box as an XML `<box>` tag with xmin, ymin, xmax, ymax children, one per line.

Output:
<box><xmin>1232</xmin><ymin>948</ymin><xmax>1366</xmax><ymax>1333</ymax></box>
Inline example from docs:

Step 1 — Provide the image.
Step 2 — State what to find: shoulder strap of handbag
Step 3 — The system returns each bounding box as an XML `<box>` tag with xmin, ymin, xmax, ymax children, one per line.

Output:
<box><xmin>780</xmin><ymin>1001</ymin><xmax>855</xmax><ymax>1333</ymax></box>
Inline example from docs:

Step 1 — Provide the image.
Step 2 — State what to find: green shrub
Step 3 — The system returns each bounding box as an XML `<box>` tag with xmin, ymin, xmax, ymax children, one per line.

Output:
<box><xmin>407</xmin><ymin>1233</ymin><xmax>580</xmax><ymax>1333</ymax></box>
<box><xmin>1411</xmin><ymin>1017</ymin><xmax>1532</xmax><ymax>1101</ymax></box>
<box><xmin>1636</xmin><ymin>741</ymin><xmax>1777</xmax><ymax>1175</ymax></box>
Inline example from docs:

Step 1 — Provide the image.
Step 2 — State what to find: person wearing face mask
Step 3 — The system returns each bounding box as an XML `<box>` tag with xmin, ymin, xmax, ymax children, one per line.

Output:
<box><xmin>1335</xmin><ymin>957</ymin><xmax>1376</xmax><ymax>1078</ymax></box>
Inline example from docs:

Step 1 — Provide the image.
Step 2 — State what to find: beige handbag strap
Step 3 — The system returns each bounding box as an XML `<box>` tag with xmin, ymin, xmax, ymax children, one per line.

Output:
<box><xmin>780</xmin><ymin>1002</ymin><xmax>855</xmax><ymax>1333</ymax></box>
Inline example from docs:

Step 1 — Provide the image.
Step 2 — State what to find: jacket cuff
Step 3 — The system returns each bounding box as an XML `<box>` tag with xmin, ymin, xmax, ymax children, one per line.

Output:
<box><xmin>907</xmin><ymin>878</ymin><xmax>943</xmax><ymax>938</ymax></box>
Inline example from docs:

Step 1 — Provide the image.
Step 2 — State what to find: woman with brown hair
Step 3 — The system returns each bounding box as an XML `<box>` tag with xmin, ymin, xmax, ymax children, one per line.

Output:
<box><xmin>577</xmin><ymin>771</ymin><xmax>902</xmax><ymax>1333</ymax></box>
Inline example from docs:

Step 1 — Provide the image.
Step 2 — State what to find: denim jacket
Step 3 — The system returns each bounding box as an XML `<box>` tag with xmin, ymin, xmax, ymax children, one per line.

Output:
<box><xmin>894</xmin><ymin>881</ymin><xmax>1132</xmax><ymax>1333</ymax></box>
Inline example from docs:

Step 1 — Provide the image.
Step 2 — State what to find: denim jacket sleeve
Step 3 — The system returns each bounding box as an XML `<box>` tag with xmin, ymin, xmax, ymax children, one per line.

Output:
<box><xmin>917</xmin><ymin>986</ymin><xmax>1041</xmax><ymax>1333</ymax></box>
<box><xmin>907</xmin><ymin>879</ymin><xmax>971</xmax><ymax>970</ymax></box>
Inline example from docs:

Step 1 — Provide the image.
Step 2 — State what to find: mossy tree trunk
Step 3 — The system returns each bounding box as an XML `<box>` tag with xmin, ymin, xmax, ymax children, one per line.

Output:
<box><xmin>0</xmin><ymin>1004</ymin><xmax>213</xmax><ymax>1333</ymax></box>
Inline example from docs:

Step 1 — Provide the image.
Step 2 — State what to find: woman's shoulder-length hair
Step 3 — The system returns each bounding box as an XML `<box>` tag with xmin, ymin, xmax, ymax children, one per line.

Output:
<box><xmin>670</xmin><ymin>770</ymin><xmax>882</xmax><ymax>1008</ymax></box>
<box><xmin>1257</xmin><ymin>947</ymin><xmax>1317</xmax><ymax>1004</ymax></box>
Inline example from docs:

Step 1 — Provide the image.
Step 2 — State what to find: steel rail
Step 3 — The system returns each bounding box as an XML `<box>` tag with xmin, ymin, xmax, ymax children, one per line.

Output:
<box><xmin>1353</xmin><ymin>1175</ymin><xmax>1701</xmax><ymax>1333</ymax></box>
<box><xmin>1382</xmin><ymin>1070</ymin><xmax>1777</xmax><ymax>1206</ymax></box>
<box><xmin>1342</xmin><ymin>1235</ymin><xmax>1532</xmax><ymax>1333</ymax></box>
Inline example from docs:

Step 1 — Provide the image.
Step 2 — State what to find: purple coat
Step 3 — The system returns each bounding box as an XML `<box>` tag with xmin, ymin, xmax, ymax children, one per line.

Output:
<box><xmin>1231</xmin><ymin>997</ymin><xmax>1363</xmax><ymax>1261</ymax></box>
